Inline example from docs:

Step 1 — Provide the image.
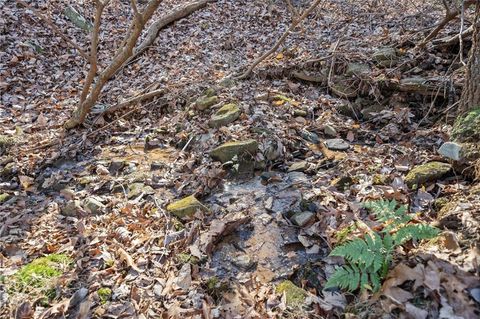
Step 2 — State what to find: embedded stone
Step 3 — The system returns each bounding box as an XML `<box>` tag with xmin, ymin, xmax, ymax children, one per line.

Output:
<box><xmin>209</xmin><ymin>103</ymin><xmax>241</xmax><ymax>128</ymax></box>
<box><xmin>438</xmin><ymin>142</ymin><xmax>462</xmax><ymax>161</ymax></box>
<box><xmin>210</xmin><ymin>140</ymin><xmax>258</xmax><ymax>163</ymax></box>
<box><xmin>166</xmin><ymin>195</ymin><xmax>208</xmax><ymax>220</ymax></box>
<box><xmin>405</xmin><ymin>162</ymin><xmax>452</xmax><ymax>187</ymax></box>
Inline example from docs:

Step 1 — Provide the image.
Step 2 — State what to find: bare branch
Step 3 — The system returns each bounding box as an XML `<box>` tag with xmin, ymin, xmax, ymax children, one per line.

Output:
<box><xmin>15</xmin><ymin>0</ymin><xmax>89</xmax><ymax>61</ymax></box>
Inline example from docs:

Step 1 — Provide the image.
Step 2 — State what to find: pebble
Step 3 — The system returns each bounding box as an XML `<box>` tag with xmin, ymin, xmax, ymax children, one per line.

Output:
<box><xmin>324</xmin><ymin>138</ymin><xmax>350</xmax><ymax>151</ymax></box>
<box><xmin>438</xmin><ymin>142</ymin><xmax>462</xmax><ymax>161</ymax></box>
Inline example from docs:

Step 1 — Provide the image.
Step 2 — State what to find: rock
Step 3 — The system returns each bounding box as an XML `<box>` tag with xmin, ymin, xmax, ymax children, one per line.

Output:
<box><xmin>300</xmin><ymin>130</ymin><xmax>320</xmax><ymax>144</ymax></box>
<box><xmin>275</xmin><ymin>280</ymin><xmax>307</xmax><ymax>307</ymax></box>
<box><xmin>109</xmin><ymin>160</ymin><xmax>125</xmax><ymax>174</ymax></box>
<box><xmin>346</xmin><ymin>63</ymin><xmax>371</xmax><ymax>77</ymax></box>
<box><xmin>451</xmin><ymin>108</ymin><xmax>480</xmax><ymax>143</ymax></box>
<box><xmin>405</xmin><ymin>162</ymin><xmax>452</xmax><ymax>187</ymax></box>
<box><xmin>288</xmin><ymin>161</ymin><xmax>309</xmax><ymax>172</ymax></box>
<box><xmin>293</xmin><ymin>109</ymin><xmax>308</xmax><ymax>117</ymax></box>
<box><xmin>62</xmin><ymin>200</ymin><xmax>82</xmax><ymax>217</ymax></box>
<box><xmin>63</xmin><ymin>6</ymin><xmax>92</xmax><ymax>32</ymax></box>
<box><xmin>332</xmin><ymin>176</ymin><xmax>355</xmax><ymax>190</ymax></box>
<box><xmin>0</xmin><ymin>193</ymin><xmax>10</xmax><ymax>203</ymax></box>
<box><xmin>195</xmin><ymin>95</ymin><xmax>218</xmax><ymax>111</ymax></box>
<box><xmin>324</xmin><ymin>138</ymin><xmax>350</xmax><ymax>151</ymax></box>
<box><xmin>360</xmin><ymin>103</ymin><xmax>386</xmax><ymax>120</ymax></box>
<box><xmin>291</xmin><ymin>211</ymin><xmax>315</xmax><ymax>227</ymax></box>
<box><xmin>232</xmin><ymin>255</ymin><xmax>256</xmax><ymax>270</ymax></box>
<box><xmin>210</xmin><ymin>139</ymin><xmax>258</xmax><ymax>163</ymax></box>
<box><xmin>150</xmin><ymin>161</ymin><xmax>167</xmax><ymax>170</ymax></box>
<box><xmin>166</xmin><ymin>195</ymin><xmax>208</xmax><ymax>220</ymax></box>
<box><xmin>128</xmin><ymin>182</ymin><xmax>154</xmax><ymax>199</ymax></box>
<box><xmin>373</xmin><ymin>47</ymin><xmax>398</xmax><ymax>67</ymax></box>
<box><xmin>208</xmin><ymin>103</ymin><xmax>241</xmax><ymax>128</ymax></box>
<box><xmin>438</xmin><ymin>142</ymin><xmax>463</xmax><ymax>161</ymax></box>
<box><xmin>324</xmin><ymin>124</ymin><xmax>337</xmax><ymax>137</ymax></box>
<box><xmin>0</xmin><ymin>162</ymin><xmax>16</xmax><ymax>177</ymax></box>
<box><xmin>0</xmin><ymin>135</ymin><xmax>16</xmax><ymax>155</ymax></box>
<box><xmin>83</xmin><ymin>197</ymin><xmax>106</xmax><ymax>214</ymax></box>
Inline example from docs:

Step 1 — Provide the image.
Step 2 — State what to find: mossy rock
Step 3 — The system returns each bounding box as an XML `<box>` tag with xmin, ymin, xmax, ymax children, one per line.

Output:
<box><xmin>13</xmin><ymin>254</ymin><xmax>72</xmax><ymax>291</ymax></box>
<box><xmin>373</xmin><ymin>47</ymin><xmax>398</xmax><ymax>67</ymax></box>
<box><xmin>451</xmin><ymin>108</ymin><xmax>480</xmax><ymax>143</ymax></box>
<box><xmin>63</xmin><ymin>6</ymin><xmax>92</xmax><ymax>32</ymax></box>
<box><xmin>0</xmin><ymin>135</ymin><xmax>16</xmax><ymax>155</ymax></box>
<box><xmin>166</xmin><ymin>195</ymin><xmax>208</xmax><ymax>220</ymax></box>
<box><xmin>0</xmin><ymin>193</ymin><xmax>10</xmax><ymax>203</ymax></box>
<box><xmin>276</xmin><ymin>280</ymin><xmax>307</xmax><ymax>307</ymax></box>
<box><xmin>210</xmin><ymin>139</ymin><xmax>259</xmax><ymax>163</ymax></box>
<box><xmin>405</xmin><ymin>161</ymin><xmax>452</xmax><ymax>188</ymax></box>
<box><xmin>97</xmin><ymin>287</ymin><xmax>112</xmax><ymax>304</ymax></box>
<box><xmin>346</xmin><ymin>63</ymin><xmax>371</xmax><ymax>77</ymax></box>
<box><xmin>209</xmin><ymin>103</ymin><xmax>241</xmax><ymax>128</ymax></box>
<box><xmin>196</xmin><ymin>95</ymin><xmax>219</xmax><ymax>111</ymax></box>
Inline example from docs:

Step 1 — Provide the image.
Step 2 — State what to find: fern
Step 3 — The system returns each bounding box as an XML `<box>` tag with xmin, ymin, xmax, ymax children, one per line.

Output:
<box><xmin>326</xmin><ymin>200</ymin><xmax>438</xmax><ymax>292</ymax></box>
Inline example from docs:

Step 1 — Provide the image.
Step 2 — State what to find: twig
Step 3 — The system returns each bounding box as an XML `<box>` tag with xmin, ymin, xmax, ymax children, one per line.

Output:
<box><xmin>15</xmin><ymin>0</ymin><xmax>89</xmax><ymax>61</ymax></box>
<box><xmin>99</xmin><ymin>88</ymin><xmax>166</xmax><ymax>116</ymax></box>
<box><xmin>234</xmin><ymin>0</ymin><xmax>322</xmax><ymax>80</ymax></box>
<box><xmin>459</xmin><ymin>0</ymin><xmax>466</xmax><ymax>65</ymax></box>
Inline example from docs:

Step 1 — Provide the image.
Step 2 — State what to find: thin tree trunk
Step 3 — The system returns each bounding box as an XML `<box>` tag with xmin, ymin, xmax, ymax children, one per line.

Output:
<box><xmin>460</xmin><ymin>2</ymin><xmax>480</xmax><ymax>113</ymax></box>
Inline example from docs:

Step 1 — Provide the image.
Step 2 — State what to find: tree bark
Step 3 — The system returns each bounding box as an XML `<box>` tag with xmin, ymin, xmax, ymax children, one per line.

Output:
<box><xmin>460</xmin><ymin>2</ymin><xmax>480</xmax><ymax>113</ymax></box>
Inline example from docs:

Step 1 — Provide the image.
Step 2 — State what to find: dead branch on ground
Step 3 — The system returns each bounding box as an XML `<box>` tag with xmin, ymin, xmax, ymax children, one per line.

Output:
<box><xmin>16</xmin><ymin>0</ymin><xmax>90</xmax><ymax>61</ymax></box>
<box><xmin>235</xmin><ymin>0</ymin><xmax>322</xmax><ymax>80</ymax></box>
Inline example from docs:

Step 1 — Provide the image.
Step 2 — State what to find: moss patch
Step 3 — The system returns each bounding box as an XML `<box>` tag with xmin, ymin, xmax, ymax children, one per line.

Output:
<box><xmin>451</xmin><ymin>108</ymin><xmax>480</xmax><ymax>143</ymax></box>
<box><xmin>210</xmin><ymin>139</ymin><xmax>259</xmax><ymax>163</ymax></box>
<box><xmin>13</xmin><ymin>254</ymin><xmax>72</xmax><ymax>291</ymax></box>
<box><xmin>276</xmin><ymin>280</ymin><xmax>307</xmax><ymax>307</ymax></box>
<box><xmin>209</xmin><ymin>103</ymin><xmax>241</xmax><ymax>128</ymax></box>
<box><xmin>405</xmin><ymin>162</ymin><xmax>452</xmax><ymax>188</ymax></box>
<box><xmin>97</xmin><ymin>287</ymin><xmax>112</xmax><ymax>304</ymax></box>
<box><xmin>166</xmin><ymin>195</ymin><xmax>208</xmax><ymax>220</ymax></box>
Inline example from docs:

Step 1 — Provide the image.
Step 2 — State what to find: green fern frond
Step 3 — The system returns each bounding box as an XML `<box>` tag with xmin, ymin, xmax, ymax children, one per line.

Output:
<box><xmin>330</xmin><ymin>234</ymin><xmax>385</xmax><ymax>270</ymax></box>
<box><xmin>364</xmin><ymin>199</ymin><xmax>412</xmax><ymax>228</ymax></box>
<box><xmin>325</xmin><ymin>265</ymin><xmax>361</xmax><ymax>291</ymax></box>
<box><xmin>393</xmin><ymin>224</ymin><xmax>440</xmax><ymax>245</ymax></box>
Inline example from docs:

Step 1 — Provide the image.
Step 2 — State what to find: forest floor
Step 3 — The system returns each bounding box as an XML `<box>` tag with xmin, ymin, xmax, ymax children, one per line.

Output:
<box><xmin>1</xmin><ymin>0</ymin><xmax>480</xmax><ymax>318</ymax></box>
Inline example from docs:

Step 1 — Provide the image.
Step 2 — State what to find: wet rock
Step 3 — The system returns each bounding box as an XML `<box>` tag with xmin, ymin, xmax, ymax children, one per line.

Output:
<box><xmin>210</xmin><ymin>139</ymin><xmax>258</xmax><ymax>163</ymax></box>
<box><xmin>62</xmin><ymin>200</ymin><xmax>82</xmax><ymax>217</ymax></box>
<box><xmin>346</xmin><ymin>63</ymin><xmax>371</xmax><ymax>77</ymax></box>
<box><xmin>195</xmin><ymin>95</ymin><xmax>218</xmax><ymax>111</ymax></box>
<box><xmin>300</xmin><ymin>130</ymin><xmax>320</xmax><ymax>144</ymax></box>
<box><xmin>208</xmin><ymin>103</ymin><xmax>240</xmax><ymax>128</ymax></box>
<box><xmin>0</xmin><ymin>193</ymin><xmax>10</xmax><ymax>203</ymax></box>
<box><xmin>288</xmin><ymin>161</ymin><xmax>309</xmax><ymax>172</ymax></box>
<box><xmin>405</xmin><ymin>162</ymin><xmax>452</xmax><ymax>187</ymax></box>
<box><xmin>83</xmin><ymin>197</ymin><xmax>106</xmax><ymax>214</ymax></box>
<box><xmin>275</xmin><ymin>280</ymin><xmax>307</xmax><ymax>307</ymax></box>
<box><xmin>438</xmin><ymin>142</ymin><xmax>462</xmax><ymax>161</ymax></box>
<box><xmin>451</xmin><ymin>108</ymin><xmax>480</xmax><ymax>143</ymax></box>
<box><xmin>324</xmin><ymin>124</ymin><xmax>337</xmax><ymax>137</ymax></box>
<box><xmin>291</xmin><ymin>211</ymin><xmax>315</xmax><ymax>227</ymax></box>
<box><xmin>167</xmin><ymin>195</ymin><xmax>208</xmax><ymax>220</ymax></box>
<box><xmin>373</xmin><ymin>47</ymin><xmax>398</xmax><ymax>67</ymax></box>
<box><xmin>324</xmin><ymin>138</ymin><xmax>350</xmax><ymax>151</ymax></box>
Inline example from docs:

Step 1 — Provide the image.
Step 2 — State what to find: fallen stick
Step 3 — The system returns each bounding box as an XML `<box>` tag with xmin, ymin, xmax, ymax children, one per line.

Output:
<box><xmin>235</xmin><ymin>0</ymin><xmax>322</xmax><ymax>80</ymax></box>
<box><xmin>100</xmin><ymin>88</ymin><xmax>166</xmax><ymax>115</ymax></box>
<box><xmin>16</xmin><ymin>0</ymin><xmax>90</xmax><ymax>61</ymax></box>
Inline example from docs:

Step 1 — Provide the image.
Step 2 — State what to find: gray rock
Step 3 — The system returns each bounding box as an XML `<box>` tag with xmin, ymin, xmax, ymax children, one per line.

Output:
<box><xmin>288</xmin><ymin>161</ymin><xmax>309</xmax><ymax>172</ymax></box>
<box><xmin>209</xmin><ymin>103</ymin><xmax>241</xmax><ymax>128</ymax></box>
<box><xmin>63</xmin><ymin>6</ymin><xmax>92</xmax><ymax>32</ymax></box>
<box><xmin>291</xmin><ymin>211</ymin><xmax>315</xmax><ymax>227</ymax></box>
<box><xmin>300</xmin><ymin>130</ymin><xmax>320</xmax><ymax>144</ymax></box>
<box><xmin>62</xmin><ymin>200</ymin><xmax>82</xmax><ymax>217</ymax></box>
<box><xmin>232</xmin><ymin>255</ymin><xmax>255</xmax><ymax>270</ymax></box>
<box><xmin>324</xmin><ymin>138</ymin><xmax>350</xmax><ymax>151</ymax></box>
<box><xmin>373</xmin><ymin>47</ymin><xmax>398</xmax><ymax>67</ymax></box>
<box><xmin>324</xmin><ymin>124</ymin><xmax>337</xmax><ymax>137</ymax></box>
<box><xmin>346</xmin><ymin>63</ymin><xmax>371</xmax><ymax>77</ymax></box>
<box><xmin>438</xmin><ymin>142</ymin><xmax>462</xmax><ymax>161</ymax></box>
<box><xmin>83</xmin><ymin>197</ymin><xmax>106</xmax><ymax>214</ymax></box>
<box><xmin>210</xmin><ymin>140</ymin><xmax>258</xmax><ymax>163</ymax></box>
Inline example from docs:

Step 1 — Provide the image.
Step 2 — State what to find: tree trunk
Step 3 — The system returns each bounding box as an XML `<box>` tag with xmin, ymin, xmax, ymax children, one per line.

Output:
<box><xmin>460</xmin><ymin>2</ymin><xmax>480</xmax><ymax>113</ymax></box>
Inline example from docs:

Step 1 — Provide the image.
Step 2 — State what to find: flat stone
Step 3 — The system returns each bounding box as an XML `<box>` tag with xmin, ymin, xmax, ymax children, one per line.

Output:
<box><xmin>83</xmin><ymin>197</ymin><xmax>106</xmax><ymax>214</ymax></box>
<box><xmin>373</xmin><ymin>47</ymin><xmax>398</xmax><ymax>67</ymax></box>
<box><xmin>276</xmin><ymin>280</ymin><xmax>307</xmax><ymax>307</ymax></box>
<box><xmin>324</xmin><ymin>124</ymin><xmax>337</xmax><ymax>137</ymax></box>
<box><xmin>438</xmin><ymin>142</ymin><xmax>462</xmax><ymax>161</ymax></box>
<box><xmin>346</xmin><ymin>63</ymin><xmax>371</xmax><ymax>77</ymax></box>
<box><xmin>166</xmin><ymin>195</ymin><xmax>208</xmax><ymax>220</ymax></box>
<box><xmin>63</xmin><ymin>6</ymin><xmax>93</xmax><ymax>32</ymax></box>
<box><xmin>300</xmin><ymin>130</ymin><xmax>320</xmax><ymax>144</ymax></box>
<box><xmin>195</xmin><ymin>95</ymin><xmax>218</xmax><ymax>111</ymax></box>
<box><xmin>208</xmin><ymin>103</ymin><xmax>241</xmax><ymax>128</ymax></box>
<box><xmin>405</xmin><ymin>162</ymin><xmax>452</xmax><ymax>188</ymax></box>
<box><xmin>291</xmin><ymin>211</ymin><xmax>315</xmax><ymax>227</ymax></box>
<box><xmin>128</xmin><ymin>182</ymin><xmax>154</xmax><ymax>199</ymax></box>
<box><xmin>232</xmin><ymin>255</ymin><xmax>256</xmax><ymax>270</ymax></box>
<box><xmin>210</xmin><ymin>139</ymin><xmax>258</xmax><ymax>163</ymax></box>
<box><xmin>288</xmin><ymin>161</ymin><xmax>309</xmax><ymax>172</ymax></box>
<box><xmin>324</xmin><ymin>138</ymin><xmax>350</xmax><ymax>151</ymax></box>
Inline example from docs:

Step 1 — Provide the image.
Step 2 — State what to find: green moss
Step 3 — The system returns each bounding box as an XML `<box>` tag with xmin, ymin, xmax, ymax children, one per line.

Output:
<box><xmin>276</xmin><ymin>280</ymin><xmax>307</xmax><ymax>307</ymax></box>
<box><xmin>177</xmin><ymin>253</ymin><xmax>199</xmax><ymax>265</ymax></box>
<box><xmin>205</xmin><ymin>276</ymin><xmax>229</xmax><ymax>300</ymax></box>
<box><xmin>273</xmin><ymin>94</ymin><xmax>292</xmax><ymax>102</ymax></box>
<box><xmin>372</xmin><ymin>174</ymin><xmax>390</xmax><ymax>185</ymax></box>
<box><xmin>209</xmin><ymin>103</ymin><xmax>241</xmax><ymax>128</ymax></box>
<box><xmin>196</xmin><ymin>95</ymin><xmax>218</xmax><ymax>110</ymax></box>
<box><xmin>405</xmin><ymin>162</ymin><xmax>452</xmax><ymax>188</ymax></box>
<box><xmin>210</xmin><ymin>139</ymin><xmax>259</xmax><ymax>163</ymax></box>
<box><xmin>451</xmin><ymin>108</ymin><xmax>480</xmax><ymax>142</ymax></box>
<box><xmin>97</xmin><ymin>287</ymin><xmax>112</xmax><ymax>304</ymax></box>
<box><xmin>166</xmin><ymin>195</ymin><xmax>208</xmax><ymax>220</ymax></box>
<box><xmin>14</xmin><ymin>254</ymin><xmax>72</xmax><ymax>290</ymax></box>
<box><xmin>335</xmin><ymin>224</ymin><xmax>357</xmax><ymax>244</ymax></box>
<box><xmin>0</xmin><ymin>193</ymin><xmax>10</xmax><ymax>203</ymax></box>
